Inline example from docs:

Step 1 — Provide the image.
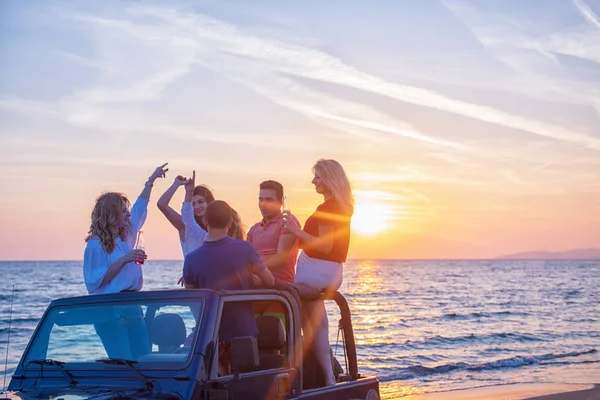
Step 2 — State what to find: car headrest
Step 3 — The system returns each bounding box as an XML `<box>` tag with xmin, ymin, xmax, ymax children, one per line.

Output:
<box><xmin>256</xmin><ymin>316</ymin><xmax>285</xmax><ymax>350</ymax></box>
<box><xmin>149</xmin><ymin>313</ymin><xmax>186</xmax><ymax>352</ymax></box>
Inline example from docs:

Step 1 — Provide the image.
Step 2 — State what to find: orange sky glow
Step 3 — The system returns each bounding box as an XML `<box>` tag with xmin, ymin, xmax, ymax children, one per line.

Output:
<box><xmin>0</xmin><ymin>1</ymin><xmax>599</xmax><ymax>261</ymax></box>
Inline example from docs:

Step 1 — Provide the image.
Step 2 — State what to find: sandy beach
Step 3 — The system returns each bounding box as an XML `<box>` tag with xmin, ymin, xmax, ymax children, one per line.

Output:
<box><xmin>393</xmin><ymin>383</ymin><xmax>600</xmax><ymax>400</ymax></box>
<box><xmin>527</xmin><ymin>384</ymin><xmax>600</xmax><ymax>400</ymax></box>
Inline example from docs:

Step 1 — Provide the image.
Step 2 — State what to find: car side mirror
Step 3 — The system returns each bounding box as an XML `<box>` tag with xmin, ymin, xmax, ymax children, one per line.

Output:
<box><xmin>230</xmin><ymin>336</ymin><xmax>259</xmax><ymax>373</ymax></box>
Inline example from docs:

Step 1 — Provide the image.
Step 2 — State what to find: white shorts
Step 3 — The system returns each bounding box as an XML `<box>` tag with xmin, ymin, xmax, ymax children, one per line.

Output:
<box><xmin>294</xmin><ymin>251</ymin><xmax>343</xmax><ymax>292</ymax></box>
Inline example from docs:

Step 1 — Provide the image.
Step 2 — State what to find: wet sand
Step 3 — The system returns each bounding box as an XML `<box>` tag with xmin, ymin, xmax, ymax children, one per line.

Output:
<box><xmin>397</xmin><ymin>383</ymin><xmax>599</xmax><ymax>400</ymax></box>
<box><xmin>526</xmin><ymin>384</ymin><xmax>600</xmax><ymax>400</ymax></box>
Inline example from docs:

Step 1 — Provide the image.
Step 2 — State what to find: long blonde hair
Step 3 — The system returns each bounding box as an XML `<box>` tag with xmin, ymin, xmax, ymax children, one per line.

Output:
<box><xmin>313</xmin><ymin>159</ymin><xmax>354</xmax><ymax>215</ymax></box>
<box><xmin>85</xmin><ymin>192</ymin><xmax>131</xmax><ymax>253</ymax></box>
<box><xmin>229</xmin><ymin>209</ymin><xmax>246</xmax><ymax>240</ymax></box>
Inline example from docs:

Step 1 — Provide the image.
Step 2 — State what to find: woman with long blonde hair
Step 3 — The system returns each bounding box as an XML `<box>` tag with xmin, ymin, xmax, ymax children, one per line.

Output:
<box><xmin>282</xmin><ymin>158</ymin><xmax>354</xmax><ymax>386</ymax></box>
<box><xmin>83</xmin><ymin>163</ymin><xmax>168</xmax><ymax>294</ymax></box>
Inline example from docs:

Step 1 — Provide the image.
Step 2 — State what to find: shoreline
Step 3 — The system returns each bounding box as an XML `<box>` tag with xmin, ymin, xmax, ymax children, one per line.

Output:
<box><xmin>390</xmin><ymin>383</ymin><xmax>599</xmax><ymax>400</ymax></box>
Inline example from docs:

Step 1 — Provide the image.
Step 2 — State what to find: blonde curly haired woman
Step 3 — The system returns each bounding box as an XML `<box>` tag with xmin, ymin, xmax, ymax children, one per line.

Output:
<box><xmin>82</xmin><ymin>163</ymin><xmax>167</xmax><ymax>360</ymax></box>
<box><xmin>83</xmin><ymin>163</ymin><xmax>168</xmax><ymax>294</ymax></box>
<box><xmin>282</xmin><ymin>159</ymin><xmax>354</xmax><ymax>386</ymax></box>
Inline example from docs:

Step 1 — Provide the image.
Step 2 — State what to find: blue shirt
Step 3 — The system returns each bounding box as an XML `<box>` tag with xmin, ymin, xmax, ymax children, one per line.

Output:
<box><xmin>183</xmin><ymin>236</ymin><xmax>266</xmax><ymax>341</ymax></box>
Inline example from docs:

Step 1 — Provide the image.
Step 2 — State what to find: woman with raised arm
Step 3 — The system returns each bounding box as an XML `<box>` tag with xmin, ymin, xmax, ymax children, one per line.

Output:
<box><xmin>181</xmin><ymin>170</ymin><xmax>246</xmax><ymax>243</ymax></box>
<box><xmin>83</xmin><ymin>163</ymin><xmax>168</xmax><ymax>359</ymax></box>
<box><xmin>282</xmin><ymin>159</ymin><xmax>354</xmax><ymax>386</ymax></box>
<box><xmin>83</xmin><ymin>163</ymin><xmax>168</xmax><ymax>294</ymax></box>
<box><xmin>157</xmin><ymin>173</ymin><xmax>215</xmax><ymax>257</ymax></box>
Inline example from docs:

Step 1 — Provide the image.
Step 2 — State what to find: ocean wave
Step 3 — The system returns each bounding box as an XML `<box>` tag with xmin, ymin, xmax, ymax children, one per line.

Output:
<box><xmin>356</xmin><ymin>331</ymin><xmax>550</xmax><ymax>350</ymax></box>
<box><xmin>377</xmin><ymin>349</ymin><xmax>598</xmax><ymax>381</ymax></box>
<box><xmin>2</xmin><ymin>259</ymin><xmax>600</xmax><ymax>394</ymax></box>
<box><xmin>415</xmin><ymin>332</ymin><xmax>548</xmax><ymax>346</ymax></box>
<box><xmin>474</xmin><ymin>349</ymin><xmax>597</xmax><ymax>370</ymax></box>
<box><xmin>0</xmin><ymin>325</ymin><xmax>37</xmax><ymax>335</ymax></box>
<box><xmin>537</xmin><ymin>359</ymin><xmax>600</xmax><ymax>367</ymax></box>
<box><xmin>563</xmin><ymin>289</ymin><xmax>581</xmax><ymax>298</ymax></box>
<box><xmin>442</xmin><ymin>310</ymin><xmax>529</xmax><ymax>320</ymax></box>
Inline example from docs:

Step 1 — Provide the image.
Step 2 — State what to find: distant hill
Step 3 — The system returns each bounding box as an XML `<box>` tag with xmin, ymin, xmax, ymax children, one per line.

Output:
<box><xmin>497</xmin><ymin>248</ymin><xmax>600</xmax><ymax>260</ymax></box>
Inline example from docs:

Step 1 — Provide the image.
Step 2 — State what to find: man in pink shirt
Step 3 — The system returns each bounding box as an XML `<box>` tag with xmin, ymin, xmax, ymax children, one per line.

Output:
<box><xmin>247</xmin><ymin>180</ymin><xmax>300</xmax><ymax>284</ymax></box>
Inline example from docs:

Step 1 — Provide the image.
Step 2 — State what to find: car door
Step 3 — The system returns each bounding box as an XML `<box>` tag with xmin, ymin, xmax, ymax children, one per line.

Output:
<box><xmin>209</xmin><ymin>295</ymin><xmax>299</xmax><ymax>400</ymax></box>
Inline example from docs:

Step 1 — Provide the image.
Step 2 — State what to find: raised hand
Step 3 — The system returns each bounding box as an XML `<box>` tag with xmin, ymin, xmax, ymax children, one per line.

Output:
<box><xmin>282</xmin><ymin>211</ymin><xmax>302</xmax><ymax>235</ymax></box>
<box><xmin>173</xmin><ymin>175</ymin><xmax>187</xmax><ymax>187</ymax></box>
<box><xmin>149</xmin><ymin>163</ymin><xmax>169</xmax><ymax>183</ymax></box>
<box><xmin>184</xmin><ymin>170</ymin><xmax>196</xmax><ymax>193</ymax></box>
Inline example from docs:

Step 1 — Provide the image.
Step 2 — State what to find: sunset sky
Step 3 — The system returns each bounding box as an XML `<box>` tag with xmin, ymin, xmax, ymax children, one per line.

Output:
<box><xmin>1</xmin><ymin>0</ymin><xmax>599</xmax><ymax>261</ymax></box>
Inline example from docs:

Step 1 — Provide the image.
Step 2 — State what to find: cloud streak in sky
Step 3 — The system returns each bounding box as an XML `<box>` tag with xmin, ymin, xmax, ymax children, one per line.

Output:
<box><xmin>5</xmin><ymin>3</ymin><xmax>598</xmax><ymax>152</ymax></box>
<box><xmin>572</xmin><ymin>0</ymin><xmax>600</xmax><ymax>30</ymax></box>
<box><xmin>444</xmin><ymin>0</ymin><xmax>600</xmax><ymax>121</ymax></box>
<box><xmin>151</xmin><ymin>5</ymin><xmax>599</xmax><ymax>149</ymax></box>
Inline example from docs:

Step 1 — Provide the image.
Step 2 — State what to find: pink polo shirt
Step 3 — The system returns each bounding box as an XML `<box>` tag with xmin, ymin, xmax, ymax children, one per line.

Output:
<box><xmin>247</xmin><ymin>212</ymin><xmax>300</xmax><ymax>284</ymax></box>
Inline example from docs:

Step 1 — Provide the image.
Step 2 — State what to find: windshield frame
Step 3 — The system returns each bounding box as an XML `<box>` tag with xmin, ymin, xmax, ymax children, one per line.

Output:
<box><xmin>19</xmin><ymin>290</ymin><xmax>214</xmax><ymax>372</ymax></box>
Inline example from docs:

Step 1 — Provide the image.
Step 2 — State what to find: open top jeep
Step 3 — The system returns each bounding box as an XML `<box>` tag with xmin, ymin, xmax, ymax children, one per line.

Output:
<box><xmin>7</xmin><ymin>286</ymin><xmax>380</xmax><ymax>400</ymax></box>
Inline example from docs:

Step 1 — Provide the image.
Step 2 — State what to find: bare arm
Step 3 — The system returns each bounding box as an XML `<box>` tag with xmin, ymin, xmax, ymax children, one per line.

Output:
<box><xmin>157</xmin><ymin>177</ymin><xmax>187</xmax><ymax>231</ymax></box>
<box><xmin>283</xmin><ymin>212</ymin><xmax>334</xmax><ymax>255</ymax></box>
<box><xmin>184</xmin><ymin>170</ymin><xmax>196</xmax><ymax>202</ymax></box>
<box><xmin>256</xmin><ymin>266</ymin><xmax>275</xmax><ymax>287</ymax></box>
<box><xmin>139</xmin><ymin>163</ymin><xmax>169</xmax><ymax>200</ymax></box>
<box><xmin>264</xmin><ymin>232</ymin><xmax>297</xmax><ymax>270</ymax></box>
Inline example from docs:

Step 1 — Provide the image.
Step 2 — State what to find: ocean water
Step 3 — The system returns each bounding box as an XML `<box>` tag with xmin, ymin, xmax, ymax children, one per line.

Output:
<box><xmin>1</xmin><ymin>259</ymin><xmax>599</xmax><ymax>398</ymax></box>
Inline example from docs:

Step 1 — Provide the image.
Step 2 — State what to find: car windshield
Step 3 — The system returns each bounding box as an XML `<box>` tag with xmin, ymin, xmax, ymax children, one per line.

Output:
<box><xmin>23</xmin><ymin>298</ymin><xmax>203</xmax><ymax>367</ymax></box>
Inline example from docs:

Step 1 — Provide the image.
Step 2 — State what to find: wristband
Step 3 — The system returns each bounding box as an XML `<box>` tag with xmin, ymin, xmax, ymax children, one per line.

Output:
<box><xmin>145</xmin><ymin>180</ymin><xmax>154</xmax><ymax>187</ymax></box>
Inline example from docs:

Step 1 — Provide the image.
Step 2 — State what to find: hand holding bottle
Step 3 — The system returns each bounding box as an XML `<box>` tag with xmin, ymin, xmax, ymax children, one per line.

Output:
<box><xmin>121</xmin><ymin>249</ymin><xmax>147</xmax><ymax>264</ymax></box>
<box><xmin>134</xmin><ymin>231</ymin><xmax>146</xmax><ymax>265</ymax></box>
<box><xmin>281</xmin><ymin>196</ymin><xmax>301</xmax><ymax>235</ymax></box>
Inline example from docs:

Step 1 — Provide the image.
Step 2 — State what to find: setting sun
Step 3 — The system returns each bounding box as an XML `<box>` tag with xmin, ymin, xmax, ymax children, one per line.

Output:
<box><xmin>352</xmin><ymin>203</ymin><xmax>389</xmax><ymax>236</ymax></box>
<box><xmin>351</xmin><ymin>191</ymin><xmax>402</xmax><ymax>236</ymax></box>
<box><xmin>351</xmin><ymin>190</ymin><xmax>403</xmax><ymax>236</ymax></box>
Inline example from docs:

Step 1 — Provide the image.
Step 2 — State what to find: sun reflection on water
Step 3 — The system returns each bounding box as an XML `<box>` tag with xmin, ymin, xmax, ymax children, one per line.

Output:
<box><xmin>350</xmin><ymin>260</ymin><xmax>384</xmax><ymax>294</ymax></box>
<box><xmin>380</xmin><ymin>381</ymin><xmax>426</xmax><ymax>399</ymax></box>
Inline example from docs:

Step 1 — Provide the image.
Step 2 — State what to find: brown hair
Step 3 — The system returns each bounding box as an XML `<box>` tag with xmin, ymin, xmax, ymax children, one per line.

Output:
<box><xmin>193</xmin><ymin>185</ymin><xmax>215</xmax><ymax>203</ymax></box>
<box><xmin>192</xmin><ymin>185</ymin><xmax>215</xmax><ymax>230</ymax></box>
<box><xmin>259</xmin><ymin>180</ymin><xmax>284</xmax><ymax>201</ymax></box>
<box><xmin>85</xmin><ymin>192</ymin><xmax>131</xmax><ymax>253</ymax></box>
<box><xmin>206</xmin><ymin>200</ymin><xmax>233</xmax><ymax>230</ymax></box>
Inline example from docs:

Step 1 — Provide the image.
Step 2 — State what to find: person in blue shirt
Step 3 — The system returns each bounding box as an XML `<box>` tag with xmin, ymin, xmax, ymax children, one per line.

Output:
<box><xmin>183</xmin><ymin>200</ymin><xmax>274</xmax><ymax>374</ymax></box>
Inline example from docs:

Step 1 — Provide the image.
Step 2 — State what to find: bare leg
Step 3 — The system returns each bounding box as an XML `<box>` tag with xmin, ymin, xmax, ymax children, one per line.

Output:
<box><xmin>301</xmin><ymin>300</ymin><xmax>314</xmax><ymax>349</ymax></box>
<box><xmin>296</xmin><ymin>283</ymin><xmax>322</xmax><ymax>350</ymax></box>
<box><xmin>310</xmin><ymin>299</ymin><xmax>335</xmax><ymax>386</ymax></box>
